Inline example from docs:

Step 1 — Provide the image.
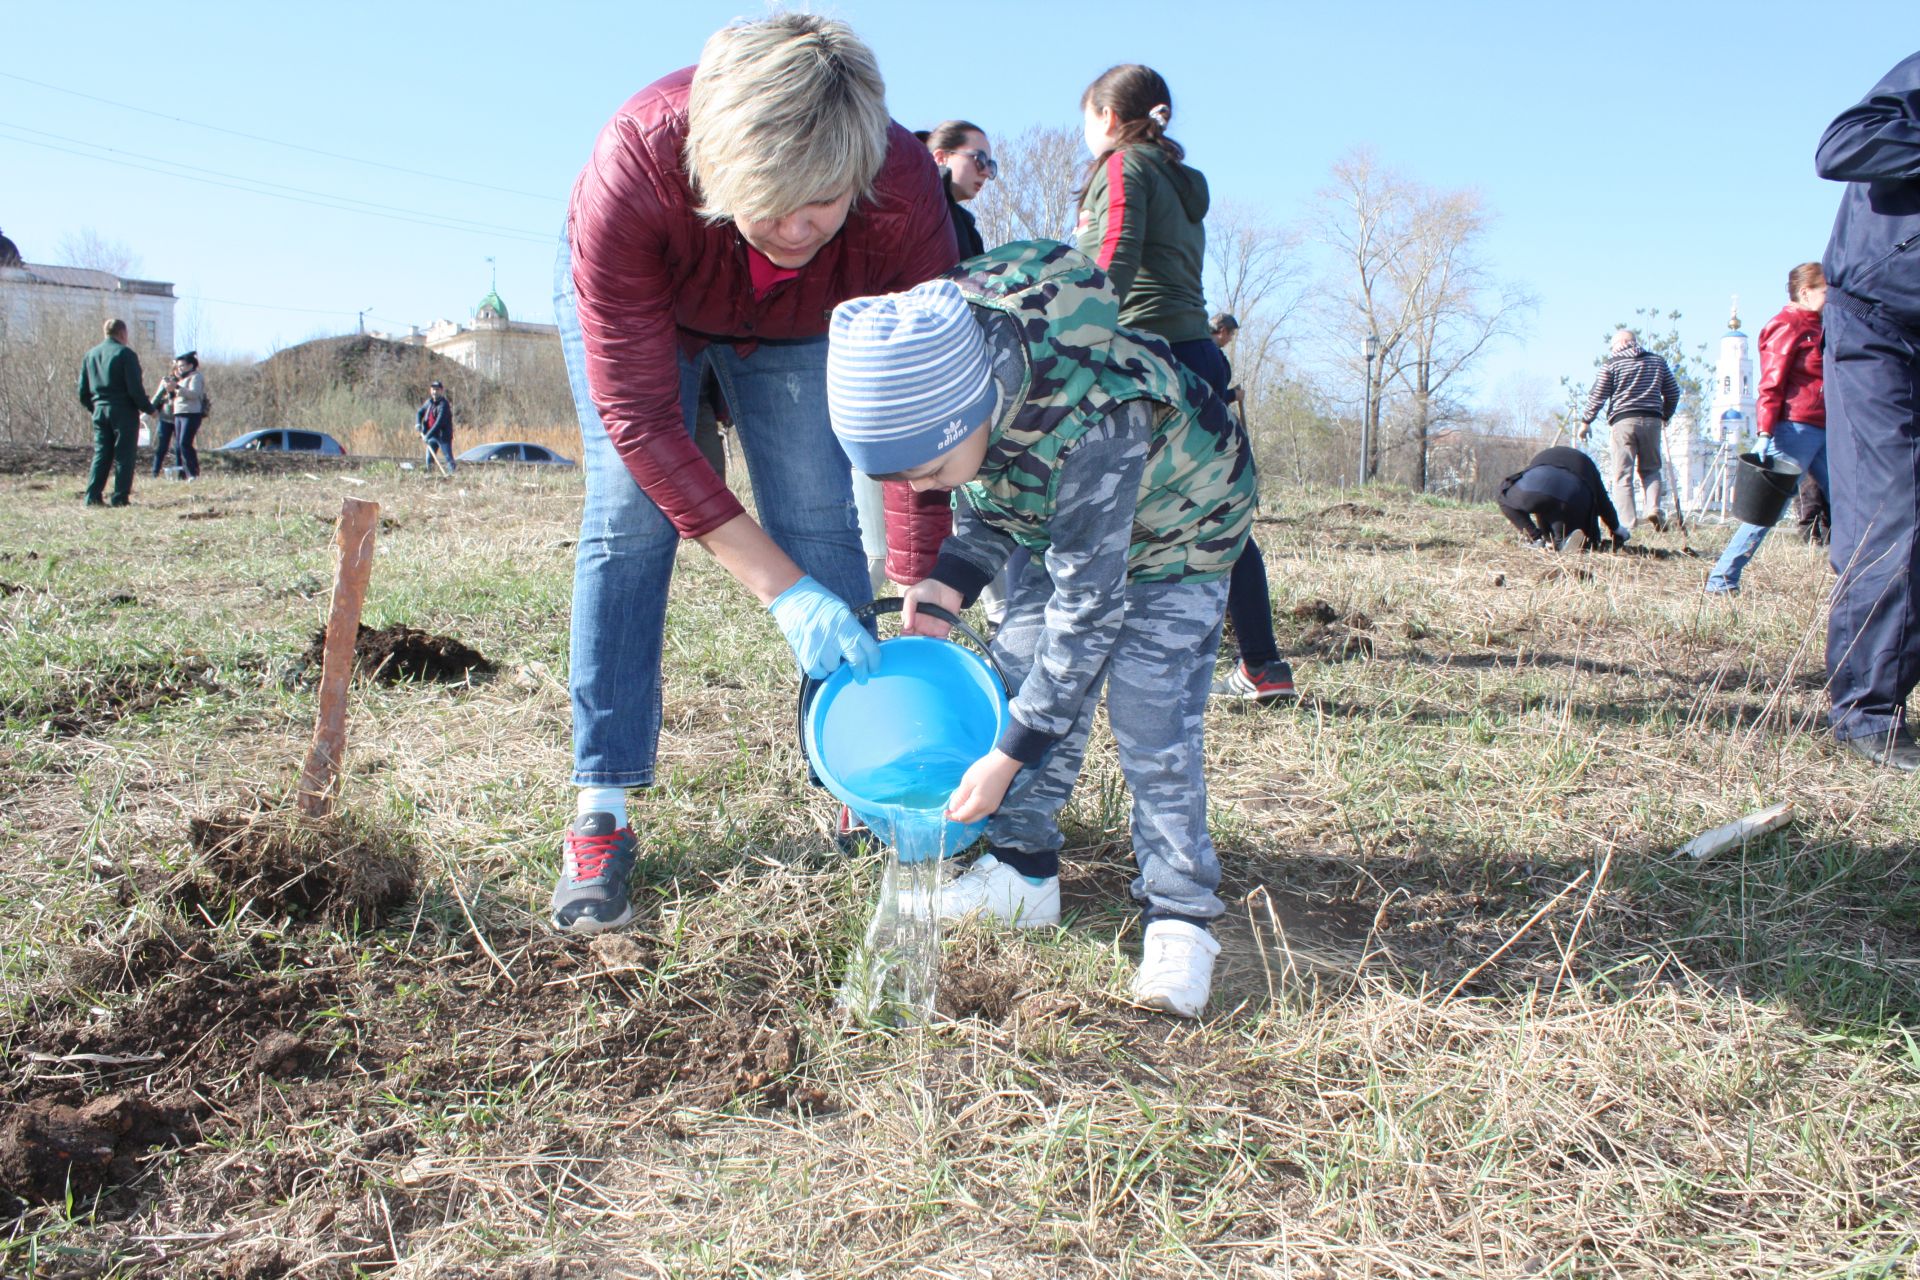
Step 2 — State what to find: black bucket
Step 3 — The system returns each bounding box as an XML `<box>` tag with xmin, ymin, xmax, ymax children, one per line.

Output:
<box><xmin>1730</xmin><ymin>451</ymin><xmax>1804</xmax><ymax>527</ymax></box>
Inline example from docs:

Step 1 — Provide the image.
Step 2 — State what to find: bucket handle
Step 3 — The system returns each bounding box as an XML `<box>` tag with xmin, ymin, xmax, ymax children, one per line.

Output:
<box><xmin>796</xmin><ymin>598</ymin><xmax>1012</xmax><ymax>756</ymax></box>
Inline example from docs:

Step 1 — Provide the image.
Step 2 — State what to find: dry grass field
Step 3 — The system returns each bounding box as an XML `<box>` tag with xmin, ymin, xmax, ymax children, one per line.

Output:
<box><xmin>0</xmin><ymin>452</ymin><xmax>1915</xmax><ymax>1278</ymax></box>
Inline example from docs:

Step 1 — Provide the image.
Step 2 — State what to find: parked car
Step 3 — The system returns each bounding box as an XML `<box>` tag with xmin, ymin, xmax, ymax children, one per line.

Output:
<box><xmin>216</xmin><ymin>428</ymin><xmax>348</xmax><ymax>456</ymax></box>
<box><xmin>456</xmin><ymin>442</ymin><xmax>576</xmax><ymax>467</ymax></box>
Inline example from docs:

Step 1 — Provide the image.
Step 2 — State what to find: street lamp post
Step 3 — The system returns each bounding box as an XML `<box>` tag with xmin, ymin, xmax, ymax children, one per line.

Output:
<box><xmin>1361</xmin><ymin>333</ymin><xmax>1379</xmax><ymax>483</ymax></box>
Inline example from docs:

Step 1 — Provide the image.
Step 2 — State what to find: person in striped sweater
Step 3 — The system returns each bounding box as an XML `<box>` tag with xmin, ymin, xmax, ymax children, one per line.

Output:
<box><xmin>1577</xmin><ymin>330</ymin><xmax>1680</xmax><ymax>530</ymax></box>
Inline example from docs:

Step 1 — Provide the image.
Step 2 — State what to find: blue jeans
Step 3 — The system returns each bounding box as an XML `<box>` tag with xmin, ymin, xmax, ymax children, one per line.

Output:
<box><xmin>175</xmin><ymin>413</ymin><xmax>203</xmax><ymax>477</ymax></box>
<box><xmin>150</xmin><ymin>417</ymin><xmax>176</xmax><ymax>476</ymax></box>
<box><xmin>555</xmin><ymin>234</ymin><xmax>871</xmax><ymax>786</ymax></box>
<box><xmin>1706</xmin><ymin>420</ymin><xmax>1829</xmax><ymax>592</ymax></box>
<box><xmin>426</xmin><ymin>434</ymin><xmax>457</xmax><ymax>473</ymax></box>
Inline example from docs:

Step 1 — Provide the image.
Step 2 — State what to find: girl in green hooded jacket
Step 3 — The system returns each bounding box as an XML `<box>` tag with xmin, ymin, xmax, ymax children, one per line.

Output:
<box><xmin>1074</xmin><ymin>64</ymin><xmax>1294</xmax><ymax>704</ymax></box>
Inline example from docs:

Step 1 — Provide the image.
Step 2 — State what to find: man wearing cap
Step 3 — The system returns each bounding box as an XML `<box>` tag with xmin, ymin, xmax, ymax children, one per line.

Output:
<box><xmin>416</xmin><ymin>379</ymin><xmax>456</xmax><ymax>475</ymax></box>
<box><xmin>826</xmin><ymin>240</ymin><xmax>1254</xmax><ymax>1018</ymax></box>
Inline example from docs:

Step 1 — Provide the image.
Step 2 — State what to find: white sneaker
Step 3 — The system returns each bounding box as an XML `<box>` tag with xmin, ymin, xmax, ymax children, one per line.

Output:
<box><xmin>936</xmin><ymin>855</ymin><xmax>1060</xmax><ymax>928</ymax></box>
<box><xmin>1129</xmin><ymin>919</ymin><xmax>1221</xmax><ymax>1019</ymax></box>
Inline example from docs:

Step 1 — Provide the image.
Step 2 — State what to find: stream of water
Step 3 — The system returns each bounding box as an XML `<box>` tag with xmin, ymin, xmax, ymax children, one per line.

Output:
<box><xmin>835</xmin><ymin>752</ymin><xmax>974</xmax><ymax>1023</ymax></box>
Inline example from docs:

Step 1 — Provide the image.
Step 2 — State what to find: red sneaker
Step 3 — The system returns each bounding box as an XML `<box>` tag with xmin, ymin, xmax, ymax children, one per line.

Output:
<box><xmin>1210</xmin><ymin>660</ymin><xmax>1298</xmax><ymax>703</ymax></box>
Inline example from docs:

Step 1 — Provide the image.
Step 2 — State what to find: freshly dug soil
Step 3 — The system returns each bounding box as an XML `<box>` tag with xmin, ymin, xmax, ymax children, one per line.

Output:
<box><xmin>0</xmin><ymin>1093</ymin><xmax>199</xmax><ymax>1209</ymax></box>
<box><xmin>52</xmin><ymin>941</ymin><xmax>340</xmax><ymax>1082</ymax></box>
<box><xmin>188</xmin><ymin>804</ymin><xmax>417</xmax><ymax>923</ymax></box>
<box><xmin>302</xmin><ymin>623</ymin><xmax>493</xmax><ymax>684</ymax></box>
<box><xmin>935</xmin><ymin>932</ymin><xmax>1028</xmax><ymax>1022</ymax></box>
<box><xmin>1283</xmin><ymin>599</ymin><xmax>1376</xmax><ymax>661</ymax></box>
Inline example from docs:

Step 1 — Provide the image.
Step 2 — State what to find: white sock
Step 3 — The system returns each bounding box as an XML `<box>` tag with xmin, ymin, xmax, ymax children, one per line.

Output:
<box><xmin>577</xmin><ymin>786</ymin><xmax>628</xmax><ymax>829</ymax></box>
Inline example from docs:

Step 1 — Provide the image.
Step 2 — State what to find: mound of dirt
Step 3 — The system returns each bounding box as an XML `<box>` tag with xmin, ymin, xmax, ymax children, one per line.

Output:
<box><xmin>1314</xmin><ymin>501</ymin><xmax>1384</xmax><ymax>520</ymax></box>
<box><xmin>1300</xmin><ymin>620</ymin><xmax>1376</xmax><ymax>661</ymax></box>
<box><xmin>188</xmin><ymin>805</ymin><xmax>416</xmax><ymax>923</ymax></box>
<box><xmin>0</xmin><ymin>1093</ymin><xmax>199</xmax><ymax>1209</ymax></box>
<box><xmin>302</xmin><ymin>623</ymin><xmax>493</xmax><ymax>683</ymax></box>
<box><xmin>1284</xmin><ymin>599</ymin><xmax>1376</xmax><ymax>660</ymax></box>
<box><xmin>255</xmin><ymin>333</ymin><xmax>474</xmax><ymax>393</ymax></box>
<box><xmin>616</xmin><ymin>1000</ymin><xmax>808</xmax><ymax>1109</ymax></box>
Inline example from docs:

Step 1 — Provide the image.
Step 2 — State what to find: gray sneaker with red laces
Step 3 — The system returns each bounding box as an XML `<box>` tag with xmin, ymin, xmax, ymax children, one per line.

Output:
<box><xmin>551</xmin><ymin>811</ymin><xmax>638</xmax><ymax>933</ymax></box>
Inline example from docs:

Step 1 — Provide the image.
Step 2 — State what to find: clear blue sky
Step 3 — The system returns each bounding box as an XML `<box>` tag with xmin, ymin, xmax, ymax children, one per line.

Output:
<box><xmin>3</xmin><ymin>1</ymin><xmax>1911</xmax><ymax>414</ymax></box>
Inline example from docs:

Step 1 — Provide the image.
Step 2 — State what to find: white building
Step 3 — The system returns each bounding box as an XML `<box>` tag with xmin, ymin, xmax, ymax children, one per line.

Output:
<box><xmin>1690</xmin><ymin>299</ymin><xmax>1758</xmax><ymax>516</ymax></box>
<box><xmin>0</xmin><ymin>259</ymin><xmax>175</xmax><ymax>358</ymax></box>
<box><xmin>377</xmin><ymin>288</ymin><xmax>558</xmax><ymax>381</ymax></box>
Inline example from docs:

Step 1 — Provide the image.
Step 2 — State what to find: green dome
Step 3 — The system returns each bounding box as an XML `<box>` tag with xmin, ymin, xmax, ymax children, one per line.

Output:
<box><xmin>476</xmin><ymin>290</ymin><xmax>508</xmax><ymax>321</ymax></box>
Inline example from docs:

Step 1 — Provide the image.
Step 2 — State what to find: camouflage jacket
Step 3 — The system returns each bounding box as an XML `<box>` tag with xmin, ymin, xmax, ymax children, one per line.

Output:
<box><xmin>948</xmin><ymin>240</ymin><xmax>1254</xmax><ymax>583</ymax></box>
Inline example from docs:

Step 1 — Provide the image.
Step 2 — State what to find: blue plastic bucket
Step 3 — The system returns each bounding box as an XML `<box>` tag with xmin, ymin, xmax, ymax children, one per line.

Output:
<box><xmin>803</xmin><ymin>613</ymin><xmax>1009</xmax><ymax>861</ymax></box>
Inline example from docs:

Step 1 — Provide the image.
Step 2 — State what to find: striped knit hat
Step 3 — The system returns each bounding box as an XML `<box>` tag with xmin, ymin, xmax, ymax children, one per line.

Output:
<box><xmin>827</xmin><ymin>280</ymin><xmax>996</xmax><ymax>476</ymax></box>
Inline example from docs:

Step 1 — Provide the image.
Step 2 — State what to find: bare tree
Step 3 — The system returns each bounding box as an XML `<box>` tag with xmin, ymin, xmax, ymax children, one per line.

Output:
<box><xmin>970</xmin><ymin>124</ymin><xmax>1084</xmax><ymax>248</ymax></box>
<box><xmin>1314</xmin><ymin>147</ymin><xmax>1531</xmax><ymax>489</ymax></box>
<box><xmin>1386</xmin><ymin>189</ymin><xmax>1533</xmax><ymax>491</ymax></box>
<box><xmin>55</xmin><ymin>228</ymin><xmax>140</xmax><ymax>276</ymax></box>
<box><xmin>1206</xmin><ymin>200</ymin><xmax>1306</xmax><ymax>440</ymax></box>
<box><xmin>1313</xmin><ymin>148</ymin><xmax>1414</xmax><ymax>482</ymax></box>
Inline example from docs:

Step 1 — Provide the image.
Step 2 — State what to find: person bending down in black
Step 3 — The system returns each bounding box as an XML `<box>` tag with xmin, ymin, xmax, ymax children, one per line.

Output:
<box><xmin>1496</xmin><ymin>446</ymin><xmax>1630</xmax><ymax>552</ymax></box>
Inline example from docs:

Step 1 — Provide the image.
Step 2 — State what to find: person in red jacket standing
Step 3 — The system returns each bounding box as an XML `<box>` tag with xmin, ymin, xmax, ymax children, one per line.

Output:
<box><xmin>1706</xmin><ymin>262</ymin><xmax>1830</xmax><ymax>594</ymax></box>
<box><xmin>551</xmin><ymin>14</ymin><xmax>959</xmax><ymax>932</ymax></box>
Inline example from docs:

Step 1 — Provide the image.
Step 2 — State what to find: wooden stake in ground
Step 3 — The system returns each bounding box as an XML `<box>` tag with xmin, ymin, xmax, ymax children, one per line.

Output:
<box><xmin>296</xmin><ymin>497</ymin><xmax>380</xmax><ymax>818</ymax></box>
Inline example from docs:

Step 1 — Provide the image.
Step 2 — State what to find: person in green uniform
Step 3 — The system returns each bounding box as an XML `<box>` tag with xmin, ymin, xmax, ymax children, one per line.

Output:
<box><xmin>76</xmin><ymin>317</ymin><xmax>155</xmax><ymax>507</ymax></box>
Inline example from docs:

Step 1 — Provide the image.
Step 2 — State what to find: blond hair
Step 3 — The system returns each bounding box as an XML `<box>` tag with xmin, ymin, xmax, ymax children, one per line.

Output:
<box><xmin>684</xmin><ymin>13</ymin><xmax>890</xmax><ymax>224</ymax></box>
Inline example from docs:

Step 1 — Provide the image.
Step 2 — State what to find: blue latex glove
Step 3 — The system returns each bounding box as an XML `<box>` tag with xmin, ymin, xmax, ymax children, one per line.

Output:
<box><xmin>767</xmin><ymin>576</ymin><xmax>878</xmax><ymax>680</ymax></box>
<box><xmin>1758</xmin><ymin>433</ymin><xmax>1779</xmax><ymax>462</ymax></box>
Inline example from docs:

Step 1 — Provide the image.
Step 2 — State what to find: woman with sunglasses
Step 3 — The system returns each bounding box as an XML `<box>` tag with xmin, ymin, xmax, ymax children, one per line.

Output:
<box><xmin>857</xmin><ymin>121</ymin><xmax>1000</xmax><ymax>595</ymax></box>
<box><xmin>921</xmin><ymin>120</ymin><xmax>995</xmax><ymax>258</ymax></box>
<box><xmin>1075</xmin><ymin>64</ymin><xmax>1294</xmax><ymax>703</ymax></box>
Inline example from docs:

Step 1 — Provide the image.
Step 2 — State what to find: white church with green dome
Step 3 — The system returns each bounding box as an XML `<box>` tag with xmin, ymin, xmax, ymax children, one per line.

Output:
<box><xmin>379</xmin><ymin>278</ymin><xmax>558</xmax><ymax>380</ymax></box>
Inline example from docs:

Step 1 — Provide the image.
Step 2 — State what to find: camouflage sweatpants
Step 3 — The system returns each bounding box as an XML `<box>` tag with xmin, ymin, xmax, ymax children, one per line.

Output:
<box><xmin>985</xmin><ymin>558</ymin><xmax>1230</xmax><ymax>921</ymax></box>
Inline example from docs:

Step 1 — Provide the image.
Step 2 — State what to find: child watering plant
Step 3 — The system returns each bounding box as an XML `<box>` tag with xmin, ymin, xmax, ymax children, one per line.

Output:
<box><xmin>826</xmin><ymin>240</ymin><xmax>1255</xmax><ymax>1018</ymax></box>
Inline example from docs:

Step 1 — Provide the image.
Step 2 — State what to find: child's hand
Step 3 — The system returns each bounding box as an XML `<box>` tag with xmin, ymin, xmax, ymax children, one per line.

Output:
<box><xmin>946</xmin><ymin>750</ymin><xmax>1022</xmax><ymax>824</ymax></box>
<box><xmin>901</xmin><ymin>579</ymin><xmax>964</xmax><ymax>637</ymax></box>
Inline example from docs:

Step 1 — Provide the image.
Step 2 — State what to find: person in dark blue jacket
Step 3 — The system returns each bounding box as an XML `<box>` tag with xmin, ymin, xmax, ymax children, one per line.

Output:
<box><xmin>1818</xmin><ymin>51</ymin><xmax>1920</xmax><ymax>771</ymax></box>
<box><xmin>1496</xmin><ymin>446</ymin><xmax>1629</xmax><ymax>552</ymax></box>
<box><xmin>415</xmin><ymin>379</ymin><xmax>457</xmax><ymax>475</ymax></box>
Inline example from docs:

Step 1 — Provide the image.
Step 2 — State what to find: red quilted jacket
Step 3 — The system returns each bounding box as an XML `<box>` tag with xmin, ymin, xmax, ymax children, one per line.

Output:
<box><xmin>1755</xmin><ymin>304</ymin><xmax>1824</xmax><ymax>434</ymax></box>
<box><xmin>567</xmin><ymin>66</ymin><xmax>958</xmax><ymax>568</ymax></box>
